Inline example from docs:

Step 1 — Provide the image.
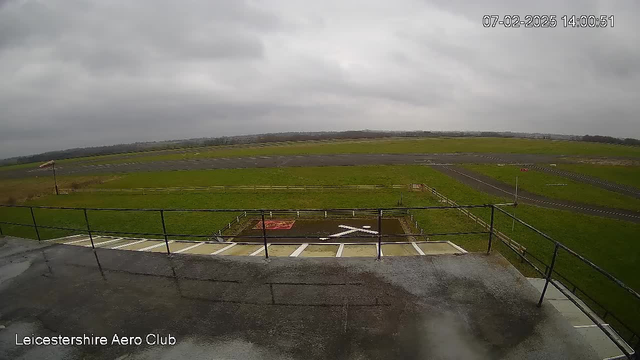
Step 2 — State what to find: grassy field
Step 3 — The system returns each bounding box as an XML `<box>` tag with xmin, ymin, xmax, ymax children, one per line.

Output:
<box><xmin>463</xmin><ymin>164</ymin><xmax>640</xmax><ymax>211</ymax></box>
<box><xmin>557</xmin><ymin>164</ymin><xmax>640</xmax><ymax>189</ymax></box>
<box><xmin>3</xmin><ymin>137</ymin><xmax>640</xmax><ymax>172</ymax></box>
<box><xmin>0</xmin><ymin>174</ymin><xmax>116</xmax><ymax>204</ymax></box>
<box><xmin>95</xmin><ymin>165</ymin><xmax>445</xmax><ymax>188</ymax></box>
<box><xmin>1</xmin><ymin>164</ymin><xmax>639</xmax><ymax>338</ymax></box>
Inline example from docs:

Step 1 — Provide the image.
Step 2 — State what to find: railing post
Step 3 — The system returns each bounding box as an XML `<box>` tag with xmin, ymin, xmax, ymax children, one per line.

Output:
<box><xmin>29</xmin><ymin>207</ymin><xmax>41</xmax><ymax>241</ymax></box>
<box><xmin>487</xmin><ymin>206</ymin><xmax>495</xmax><ymax>254</ymax></box>
<box><xmin>538</xmin><ymin>243</ymin><xmax>560</xmax><ymax>307</ymax></box>
<box><xmin>83</xmin><ymin>209</ymin><xmax>95</xmax><ymax>249</ymax></box>
<box><xmin>160</xmin><ymin>210</ymin><xmax>170</xmax><ymax>255</ymax></box>
<box><xmin>377</xmin><ymin>209</ymin><xmax>382</xmax><ymax>260</ymax></box>
<box><xmin>261</xmin><ymin>210</ymin><xmax>269</xmax><ymax>259</ymax></box>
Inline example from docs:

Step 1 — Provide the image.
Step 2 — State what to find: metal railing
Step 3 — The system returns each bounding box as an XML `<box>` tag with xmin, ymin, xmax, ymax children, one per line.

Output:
<box><xmin>0</xmin><ymin>203</ymin><xmax>497</xmax><ymax>260</ymax></box>
<box><xmin>0</xmin><ymin>202</ymin><xmax>638</xmax><ymax>358</ymax></box>
<box><xmin>492</xmin><ymin>205</ymin><xmax>639</xmax><ymax>359</ymax></box>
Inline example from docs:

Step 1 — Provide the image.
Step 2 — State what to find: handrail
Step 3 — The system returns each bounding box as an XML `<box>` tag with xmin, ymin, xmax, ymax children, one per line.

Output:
<box><xmin>0</xmin><ymin>203</ymin><xmax>497</xmax><ymax>212</ymax></box>
<box><xmin>493</xmin><ymin>204</ymin><xmax>640</xmax><ymax>302</ymax></box>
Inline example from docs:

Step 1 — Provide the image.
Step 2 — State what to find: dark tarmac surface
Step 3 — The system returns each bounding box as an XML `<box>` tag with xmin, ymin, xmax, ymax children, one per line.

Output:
<box><xmin>3</xmin><ymin>153</ymin><xmax>571</xmax><ymax>179</ymax></box>
<box><xmin>0</xmin><ymin>236</ymin><xmax>598</xmax><ymax>360</ymax></box>
<box><xmin>434</xmin><ymin>165</ymin><xmax>640</xmax><ymax>223</ymax></box>
<box><xmin>234</xmin><ymin>218</ymin><xmax>407</xmax><ymax>243</ymax></box>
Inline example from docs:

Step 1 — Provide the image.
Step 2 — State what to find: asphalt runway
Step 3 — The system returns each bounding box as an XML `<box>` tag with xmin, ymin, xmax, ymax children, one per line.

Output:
<box><xmin>4</xmin><ymin>152</ymin><xmax>638</xmax><ymax>222</ymax></box>
<box><xmin>433</xmin><ymin>165</ymin><xmax>640</xmax><ymax>223</ymax></box>
<box><xmin>3</xmin><ymin>153</ymin><xmax>571</xmax><ymax>179</ymax></box>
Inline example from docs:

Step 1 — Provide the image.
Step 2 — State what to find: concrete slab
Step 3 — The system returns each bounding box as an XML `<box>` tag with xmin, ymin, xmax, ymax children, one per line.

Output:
<box><xmin>341</xmin><ymin>244</ymin><xmax>376</xmax><ymax>257</ymax></box>
<box><xmin>267</xmin><ymin>245</ymin><xmax>299</xmax><ymax>257</ymax></box>
<box><xmin>300</xmin><ymin>244</ymin><xmax>339</xmax><ymax>257</ymax></box>
<box><xmin>146</xmin><ymin>241</ymin><xmax>200</xmax><ymax>253</ymax></box>
<box><xmin>381</xmin><ymin>244</ymin><xmax>419</xmax><ymax>256</ymax></box>
<box><xmin>418</xmin><ymin>242</ymin><xmax>462</xmax><ymax>255</ymax></box>
<box><xmin>62</xmin><ymin>236</ymin><xmax>94</xmax><ymax>246</ymax></box>
<box><xmin>119</xmin><ymin>240</ymin><xmax>161</xmax><ymax>251</ymax></box>
<box><xmin>101</xmin><ymin>238</ymin><xmax>139</xmax><ymax>249</ymax></box>
<box><xmin>548</xmin><ymin>299</ymin><xmax>594</xmax><ymax>326</ymax></box>
<box><xmin>527</xmin><ymin>278</ymin><xmax>632</xmax><ymax>359</ymax></box>
<box><xmin>527</xmin><ymin>278</ymin><xmax>567</xmax><ymax>300</ymax></box>
<box><xmin>182</xmin><ymin>243</ymin><xmax>229</xmax><ymax>254</ymax></box>
<box><xmin>576</xmin><ymin>326</ymin><xmax>627</xmax><ymax>359</ymax></box>
<box><xmin>217</xmin><ymin>244</ymin><xmax>263</xmax><ymax>256</ymax></box>
<box><xmin>0</xmin><ymin>237</ymin><xmax>601</xmax><ymax>360</ymax></box>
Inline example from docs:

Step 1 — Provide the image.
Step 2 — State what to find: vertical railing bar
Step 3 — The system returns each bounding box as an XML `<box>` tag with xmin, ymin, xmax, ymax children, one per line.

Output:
<box><xmin>160</xmin><ymin>210</ymin><xmax>170</xmax><ymax>255</ymax></box>
<box><xmin>83</xmin><ymin>208</ymin><xmax>95</xmax><ymax>249</ymax></box>
<box><xmin>377</xmin><ymin>209</ymin><xmax>382</xmax><ymax>260</ymax></box>
<box><xmin>30</xmin><ymin>207</ymin><xmax>41</xmax><ymax>241</ymax></box>
<box><xmin>487</xmin><ymin>205</ymin><xmax>495</xmax><ymax>254</ymax></box>
<box><xmin>538</xmin><ymin>243</ymin><xmax>560</xmax><ymax>307</ymax></box>
<box><xmin>261</xmin><ymin>210</ymin><xmax>269</xmax><ymax>259</ymax></box>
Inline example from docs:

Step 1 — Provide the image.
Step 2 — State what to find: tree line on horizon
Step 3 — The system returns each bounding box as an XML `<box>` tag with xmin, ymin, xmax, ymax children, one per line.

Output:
<box><xmin>2</xmin><ymin>131</ymin><xmax>638</xmax><ymax>166</ymax></box>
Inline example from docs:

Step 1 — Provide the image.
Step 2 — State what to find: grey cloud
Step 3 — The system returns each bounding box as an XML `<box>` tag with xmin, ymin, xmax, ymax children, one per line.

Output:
<box><xmin>1</xmin><ymin>0</ymin><xmax>639</xmax><ymax>158</ymax></box>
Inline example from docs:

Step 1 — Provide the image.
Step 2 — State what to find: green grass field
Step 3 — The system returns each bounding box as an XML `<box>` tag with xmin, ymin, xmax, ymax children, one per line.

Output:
<box><xmin>3</xmin><ymin>137</ymin><xmax>640</xmax><ymax>171</ymax></box>
<box><xmin>463</xmin><ymin>164</ymin><xmax>640</xmax><ymax>211</ymax></box>
<box><xmin>1</xmin><ymin>164</ymin><xmax>639</xmax><ymax>338</ymax></box>
<box><xmin>557</xmin><ymin>164</ymin><xmax>640</xmax><ymax>189</ymax></box>
<box><xmin>0</xmin><ymin>174</ymin><xmax>115</xmax><ymax>204</ymax></box>
<box><xmin>95</xmin><ymin>165</ymin><xmax>446</xmax><ymax>188</ymax></box>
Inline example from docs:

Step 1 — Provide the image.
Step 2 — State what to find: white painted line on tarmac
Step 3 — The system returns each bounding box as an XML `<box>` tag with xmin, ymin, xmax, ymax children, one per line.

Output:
<box><xmin>336</xmin><ymin>244</ymin><xmax>345</xmax><ymax>257</ymax></box>
<box><xmin>250</xmin><ymin>244</ymin><xmax>270</xmax><ymax>256</ymax></box>
<box><xmin>44</xmin><ymin>234</ymin><xmax>83</xmax><ymax>242</ymax></box>
<box><xmin>139</xmin><ymin>241</ymin><xmax>173</xmax><ymax>251</ymax></box>
<box><xmin>64</xmin><ymin>236</ymin><xmax>100</xmax><ymax>245</ymax></box>
<box><xmin>338</xmin><ymin>225</ymin><xmax>378</xmax><ymax>234</ymax></box>
<box><xmin>92</xmin><ymin>238</ymin><xmax>123</xmax><ymax>247</ymax></box>
<box><xmin>212</xmin><ymin>243</ymin><xmax>237</xmax><ymax>255</ymax></box>
<box><xmin>111</xmin><ymin>239</ymin><xmax>147</xmax><ymax>249</ymax></box>
<box><xmin>330</xmin><ymin>229</ymin><xmax>359</xmax><ymax>237</ymax></box>
<box><xmin>290</xmin><ymin>243</ymin><xmax>308</xmax><ymax>257</ymax></box>
<box><xmin>175</xmin><ymin>242</ymin><xmax>204</xmax><ymax>254</ymax></box>
<box><xmin>412</xmin><ymin>242</ymin><xmax>426</xmax><ymax>256</ymax></box>
<box><xmin>447</xmin><ymin>241</ymin><xmax>468</xmax><ymax>254</ymax></box>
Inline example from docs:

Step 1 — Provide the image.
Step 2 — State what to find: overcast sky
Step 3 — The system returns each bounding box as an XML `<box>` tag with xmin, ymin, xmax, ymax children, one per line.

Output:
<box><xmin>1</xmin><ymin>0</ymin><xmax>639</xmax><ymax>158</ymax></box>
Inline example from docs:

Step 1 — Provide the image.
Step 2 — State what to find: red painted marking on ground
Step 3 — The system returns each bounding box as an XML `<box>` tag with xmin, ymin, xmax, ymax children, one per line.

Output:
<box><xmin>253</xmin><ymin>220</ymin><xmax>296</xmax><ymax>230</ymax></box>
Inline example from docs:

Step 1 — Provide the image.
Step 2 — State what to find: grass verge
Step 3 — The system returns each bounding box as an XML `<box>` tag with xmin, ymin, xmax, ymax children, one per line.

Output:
<box><xmin>463</xmin><ymin>164</ymin><xmax>640</xmax><ymax>211</ymax></box>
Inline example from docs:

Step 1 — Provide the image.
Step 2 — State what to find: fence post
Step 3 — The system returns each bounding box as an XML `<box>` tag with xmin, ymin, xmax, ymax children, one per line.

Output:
<box><xmin>29</xmin><ymin>207</ymin><xmax>41</xmax><ymax>241</ymax></box>
<box><xmin>261</xmin><ymin>210</ymin><xmax>269</xmax><ymax>259</ymax></box>
<box><xmin>377</xmin><ymin>209</ymin><xmax>382</xmax><ymax>260</ymax></box>
<box><xmin>537</xmin><ymin>243</ymin><xmax>560</xmax><ymax>307</ymax></box>
<box><xmin>160</xmin><ymin>210</ymin><xmax>170</xmax><ymax>255</ymax></box>
<box><xmin>487</xmin><ymin>206</ymin><xmax>495</xmax><ymax>254</ymax></box>
<box><xmin>83</xmin><ymin>209</ymin><xmax>95</xmax><ymax>249</ymax></box>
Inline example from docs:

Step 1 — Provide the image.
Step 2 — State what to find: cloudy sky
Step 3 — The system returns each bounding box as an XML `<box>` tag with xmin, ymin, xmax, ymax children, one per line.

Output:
<box><xmin>1</xmin><ymin>0</ymin><xmax>639</xmax><ymax>158</ymax></box>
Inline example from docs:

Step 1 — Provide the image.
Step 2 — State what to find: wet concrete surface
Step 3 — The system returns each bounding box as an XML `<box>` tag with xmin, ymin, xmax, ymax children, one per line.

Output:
<box><xmin>0</xmin><ymin>236</ymin><xmax>598</xmax><ymax>359</ymax></box>
<box><xmin>2</xmin><ymin>153</ymin><xmax>572</xmax><ymax>179</ymax></box>
<box><xmin>434</xmin><ymin>165</ymin><xmax>640</xmax><ymax>223</ymax></box>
